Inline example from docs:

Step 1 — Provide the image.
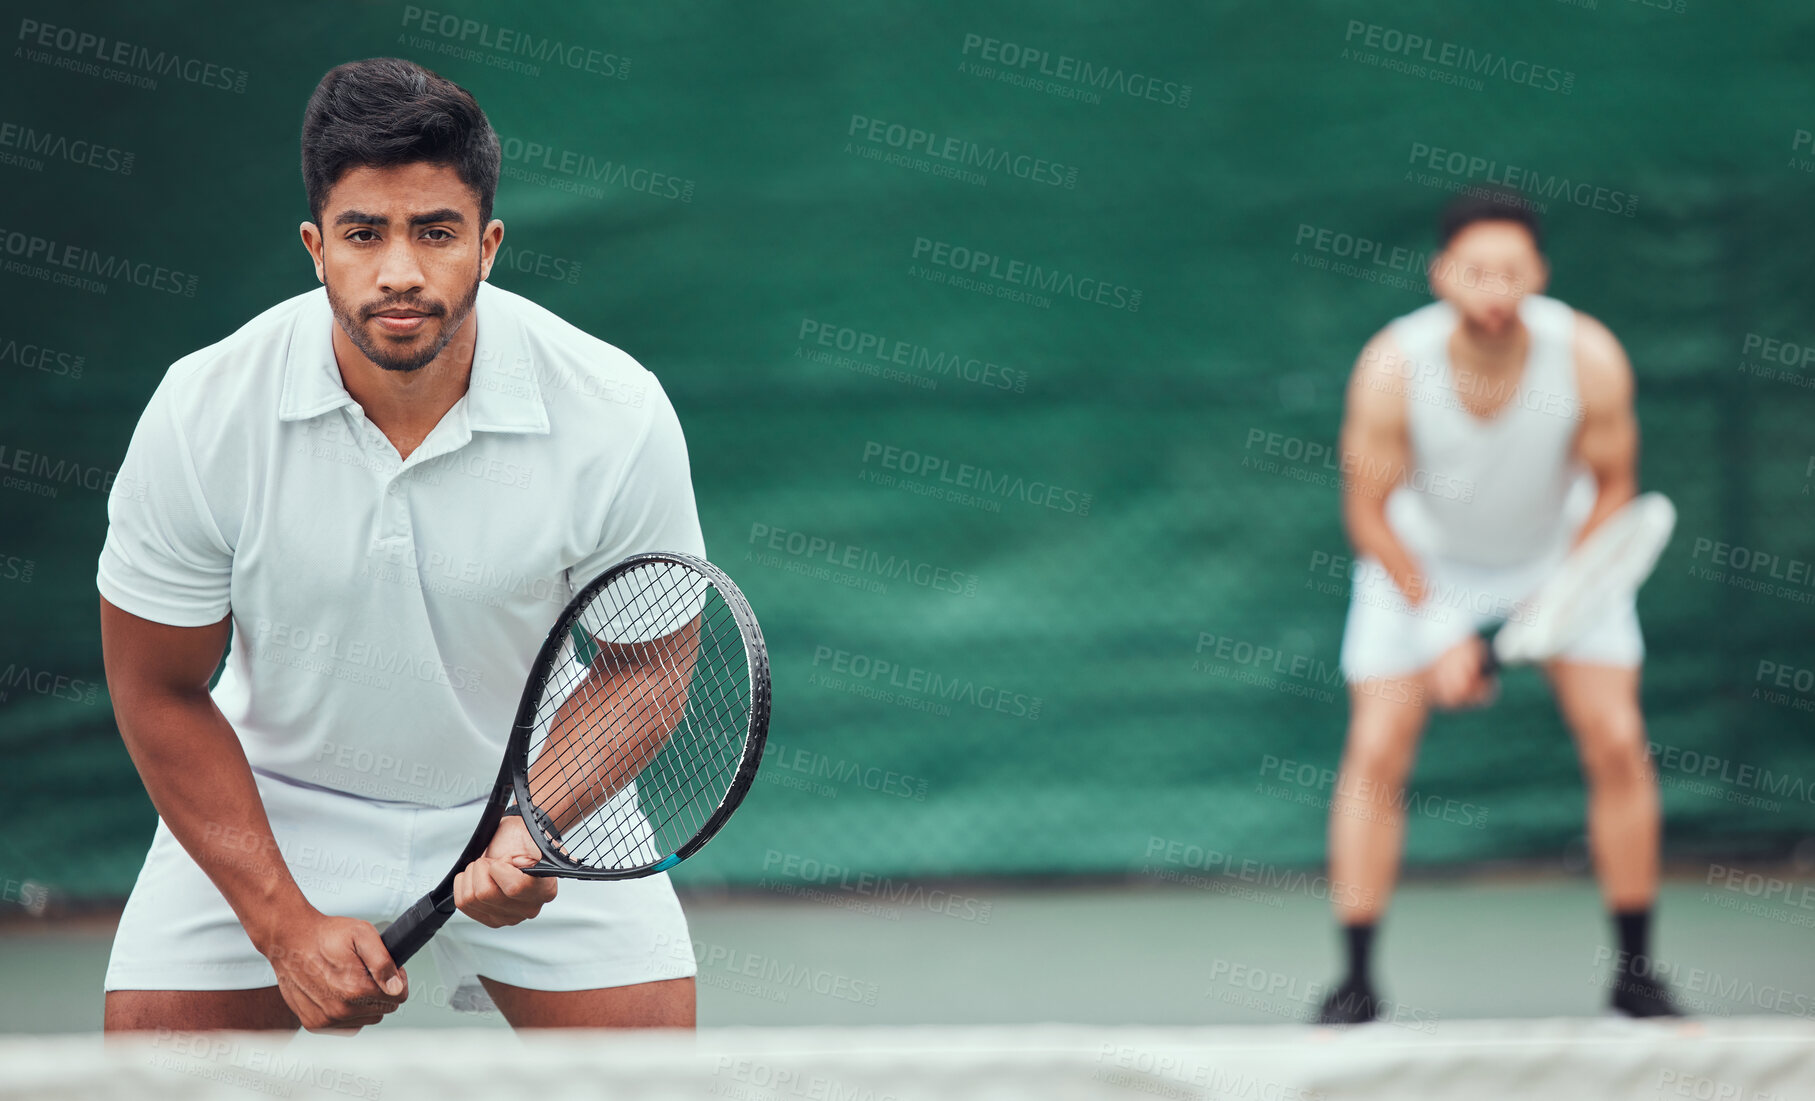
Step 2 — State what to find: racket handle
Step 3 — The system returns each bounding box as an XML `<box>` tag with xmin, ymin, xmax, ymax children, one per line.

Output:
<box><xmin>381</xmin><ymin>890</ymin><xmax>455</xmax><ymax>967</ymax></box>
<box><xmin>1478</xmin><ymin>634</ymin><xmax>1503</xmax><ymax>678</ymax></box>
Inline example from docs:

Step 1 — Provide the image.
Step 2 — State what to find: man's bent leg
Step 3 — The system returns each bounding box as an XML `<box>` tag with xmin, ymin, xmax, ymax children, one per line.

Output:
<box><xmin>1318</xmin><ymin>677</ymin><xmax>1429</xmax><ymax>1024</ymax></box>
<box><xmin>104</xmin><ymin>988</ymin><xmax>299</xmax><ymax>1033</ymax></box>
<box><xmin>1546</xmin><ymin>659</ymin><xmax>1679</xmax><ymax>1016</ymax></box>
<box><xmin>1329</xmin><ymin>678</ymin><xmax>1431</xmax><ymax>925</ymax></box>
<box><xmin>478</xmin><ymin>975</ymin><xmax>695</xmax><ymax>1029</ymax></box>
<box><xmin>1546</xmin><ymin>661</ymin><xmax>1657</xmax><ymax>910</ymax></box>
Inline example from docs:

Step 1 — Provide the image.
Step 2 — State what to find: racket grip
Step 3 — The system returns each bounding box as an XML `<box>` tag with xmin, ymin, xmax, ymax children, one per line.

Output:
<box><xmin>381</xmin><ymin>891</ymin><xmax>455</xmax><ymax>967</ymax></box>
<box><xmin>1478</xmin><ymin>635</ymin><xmax>1503</xmax><ymax>678</ymax></box>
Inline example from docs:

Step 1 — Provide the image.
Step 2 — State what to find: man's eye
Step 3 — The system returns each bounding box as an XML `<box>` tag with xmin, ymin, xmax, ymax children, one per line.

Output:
<box><xmin>422</xmin><ymin>228</ymin><xmax>455</xmax><ymax>242</ymax></box>
<box><xmin>346</xmin><ymin>229</ymin><xmax>378</xmax><ymax>243</ymax></box>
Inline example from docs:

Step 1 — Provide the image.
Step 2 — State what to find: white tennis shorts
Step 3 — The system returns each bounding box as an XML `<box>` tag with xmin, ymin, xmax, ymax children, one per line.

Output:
<box><xmin>1338</xmin><ymin>543</ymin><xmax>1644</xmax><ymax>683</ymax></box>
<box><xmin>104</xmin><ymin>771</ymin><xmax>696</xmax><ymax>1009</ymax></box>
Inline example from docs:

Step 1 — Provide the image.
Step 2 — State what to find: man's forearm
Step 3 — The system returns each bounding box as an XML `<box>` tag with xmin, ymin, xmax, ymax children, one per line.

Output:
<box><xmin>1343</xmin><ymin>493</ymin><xmax>1423</xmax><ymax>602</ymax></box>
<box><xmin>117</xmin><ymin>689</ymin><xmax>314</xmax><ymax>953</ymax></box>
<box><xmin>1573</xmin><ymin>475</ymin><xmax>1638</xmax><ymax>549</ymax></box>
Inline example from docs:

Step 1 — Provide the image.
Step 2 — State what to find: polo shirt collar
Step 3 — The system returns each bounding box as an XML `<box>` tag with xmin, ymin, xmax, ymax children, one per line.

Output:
<box><xmin>278</xmin><ymin>282</ymin><xmax>549</xmax><ymax>435</ymax></box>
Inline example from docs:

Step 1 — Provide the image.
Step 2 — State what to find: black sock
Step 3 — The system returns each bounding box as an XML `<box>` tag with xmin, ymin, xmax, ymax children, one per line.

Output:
<box><xmin>1342</xmin><ymin>922</ymin><xmax>1376</xmax><ymax>989</ymax></box>
<box><xmin>1613</xmin><ymin>907</ymin><xmax>1651</xmax><ymax>974</ymax></box>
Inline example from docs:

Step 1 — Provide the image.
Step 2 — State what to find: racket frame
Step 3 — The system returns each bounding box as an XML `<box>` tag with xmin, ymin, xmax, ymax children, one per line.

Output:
<box><xmin>511</xmin><ymin>551</ymin><xmax>770</xmax><ymax>880</ymax></box>
<box><xmin>380</xmin><ymin>551</ymin><xmax>769</xmax><ymax>965</ymax></box>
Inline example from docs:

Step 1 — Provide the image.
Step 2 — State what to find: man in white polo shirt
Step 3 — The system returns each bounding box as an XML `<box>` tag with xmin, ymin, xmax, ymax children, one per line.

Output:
<box><xmin>98</xmin><ymin>58</ymin><xmax>702</xmax><ymax>1032</ymax></box>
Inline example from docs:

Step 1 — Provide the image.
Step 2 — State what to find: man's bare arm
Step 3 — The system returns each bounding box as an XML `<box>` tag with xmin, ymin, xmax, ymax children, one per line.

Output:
<box><xmin>1340</xmin><ymin>330</ymin><xmax>1426</xmax><ymax>605</ymax></box>
<box><xmin>1572</xmin><ymin>312</ymin><xmax>1640</xmax><ymax>543</ymax></box>
<box><xmin>99</xmin><ymin>597</ymin><xmax>405</xmax><ymax>1030</ymax></box>
<box><xmin>528</xmin><ymin>619</ymin><xmax>702</xmax><ymax>838</ymax></box>
<box><xmin>450</xmin><ymin>620</ymin><xmax>702</xmax><ymax>930</ymax></box>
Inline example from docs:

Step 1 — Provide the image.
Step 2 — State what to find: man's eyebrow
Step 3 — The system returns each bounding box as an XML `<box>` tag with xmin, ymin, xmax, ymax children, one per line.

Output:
<box><xmin>332</xmin><ymin>208</ymin><xmax>467</xmax><ymax>228</ymax></box>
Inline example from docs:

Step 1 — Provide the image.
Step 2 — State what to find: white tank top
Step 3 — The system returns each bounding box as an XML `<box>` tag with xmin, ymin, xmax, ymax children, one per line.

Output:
<box><xmin>1384</xmin><ymin>294</ymin><xmax>1590</xmax><ymax>567</ymax></box>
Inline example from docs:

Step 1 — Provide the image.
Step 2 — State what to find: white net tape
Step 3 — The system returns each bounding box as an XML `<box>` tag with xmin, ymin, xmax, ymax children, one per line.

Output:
<box><xmin>4</xmin><ymin>1019</ymin><xmax>1813</xmax><ymax>1101</ymax></box>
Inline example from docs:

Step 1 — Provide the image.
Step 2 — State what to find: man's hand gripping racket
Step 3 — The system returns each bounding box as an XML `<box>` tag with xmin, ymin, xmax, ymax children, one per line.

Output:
<box><xmin>1480</xmin><ymin>491</ymin><xmax>1676</xmax><ymax>675</ymax></box>
<box><xmin>377</xmin><ymin>552</ymin><xmax>770</xmax><ymax>970</ymax></box>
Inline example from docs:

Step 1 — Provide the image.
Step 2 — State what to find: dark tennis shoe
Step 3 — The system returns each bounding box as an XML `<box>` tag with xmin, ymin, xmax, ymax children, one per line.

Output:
<box><xmin>1610</xmin><ymin>971</ymin><xmax>1684</xmax><ymax>1018</ymax></box>
<box><xmin>1314</xmin><ymin>979</ymin><xmax>1382</xmax><ymax>1025</ymax></box>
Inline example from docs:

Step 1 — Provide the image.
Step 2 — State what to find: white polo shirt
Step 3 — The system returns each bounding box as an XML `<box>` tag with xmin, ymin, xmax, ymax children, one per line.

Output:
<box><xmin>97</xmin><ymin>281</ymin><xmax>705</xmax><ymax>807</ymax></box>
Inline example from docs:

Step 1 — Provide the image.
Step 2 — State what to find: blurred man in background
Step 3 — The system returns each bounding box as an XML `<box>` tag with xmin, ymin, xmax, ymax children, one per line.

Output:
<box><xmin>1317</xmin><ymin>190</ymin><xmax>1679</xmax><ymax>1022</ymax></box>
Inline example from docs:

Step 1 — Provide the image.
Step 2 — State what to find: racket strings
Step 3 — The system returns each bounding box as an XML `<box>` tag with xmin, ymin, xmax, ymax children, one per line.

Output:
<box><xmin>522</xmin><ymin>560</ymin><xmax>753</xmax><ymax>871</ymax></box>
<box><xmin>574</xmin><ymin>611</ymin><xmax>749</xmax><ymax>863</ymax></box>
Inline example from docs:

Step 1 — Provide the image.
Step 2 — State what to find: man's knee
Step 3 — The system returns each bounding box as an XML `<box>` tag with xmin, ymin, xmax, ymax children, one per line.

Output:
<box><xmin>1576</xmin><ymin>706</ymin><xmax>1650</xmax><ymax>785</ymax></box>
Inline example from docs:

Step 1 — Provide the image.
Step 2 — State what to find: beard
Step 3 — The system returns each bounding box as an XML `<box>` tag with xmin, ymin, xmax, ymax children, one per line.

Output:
<box><xmin>326</xmin><ymin>270</ymin><xmax>482</xmax><ymax>373</ymax></box>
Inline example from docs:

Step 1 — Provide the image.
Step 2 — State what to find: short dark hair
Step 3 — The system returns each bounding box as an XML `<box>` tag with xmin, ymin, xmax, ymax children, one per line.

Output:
<box><xmin>301</xmin><ymin>58</ymin><xmax>500</xmax><ymax>227</ymax></box>
<box><xmin>1438</xmin><ymin>187</ymin><xmax>1542</xmax><ymax>251</ymax></box>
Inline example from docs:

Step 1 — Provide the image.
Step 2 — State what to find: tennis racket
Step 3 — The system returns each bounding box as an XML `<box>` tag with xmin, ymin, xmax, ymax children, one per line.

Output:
<box><xmin>1481</xmin><ymin>491</ymin><xmax>1676</xmax><ymax>673</ymax></box>
<box><xmin>378</xmin><ymin>551</ymin><xmax>770</xmax><ymax>967</ymax></box>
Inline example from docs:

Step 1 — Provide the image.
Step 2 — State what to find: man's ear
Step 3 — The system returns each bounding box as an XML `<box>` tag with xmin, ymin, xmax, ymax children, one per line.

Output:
<box><xmin>299</xmin><ymin>222</ymin><xmax>326</xmax><ymax>284</ymax></box>
<box><xmin>1426</xmin><ymin>247</ymin><xmax>1451</xmax><ymax>301</ymax></box>
<box><xmin>479</xmin><ymin>219</ymin><xmax>504</xmax><ymax>282</ymax></box>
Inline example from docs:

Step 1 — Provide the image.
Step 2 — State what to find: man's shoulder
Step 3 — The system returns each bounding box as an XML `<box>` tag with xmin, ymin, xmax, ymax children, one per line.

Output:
<box><xmin>484</xmin><ymin>282</ymin><xmax>669</xmax><ymax>425</ymax></box>
<box><xmin>158</xmin><ymin>286</ymin><xmax>325</xmax><ymax>412</ymax></box>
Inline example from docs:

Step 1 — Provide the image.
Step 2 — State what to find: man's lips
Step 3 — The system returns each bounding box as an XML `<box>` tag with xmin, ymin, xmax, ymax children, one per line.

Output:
<box><xmin>370</xmin><ymin>308</ymin><xmax>433</xmax><ymax>333</ymax></box>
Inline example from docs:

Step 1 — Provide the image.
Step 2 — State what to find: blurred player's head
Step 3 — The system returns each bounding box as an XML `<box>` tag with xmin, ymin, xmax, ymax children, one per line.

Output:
<box><xmin>298</xmin><ymin>58</ymin><xmax>503</xmax><ymax>373</ymax></box>
<box><xmin>1430</xmin><ymin>189</ymin><xmax>1547</xmax><ymax>340</ymax></box>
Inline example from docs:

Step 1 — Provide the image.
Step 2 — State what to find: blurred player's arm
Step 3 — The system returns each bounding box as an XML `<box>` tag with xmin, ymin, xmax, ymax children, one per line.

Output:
<box><xmin>1340</xmin><ymin>331</ymin><xmax>1426</xmax><ymax>605</ymax></box>
<box><xmin>1572</xmin><ymin>312</ymin><xmax>1640</xmax><ymax>546</ymax></box>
